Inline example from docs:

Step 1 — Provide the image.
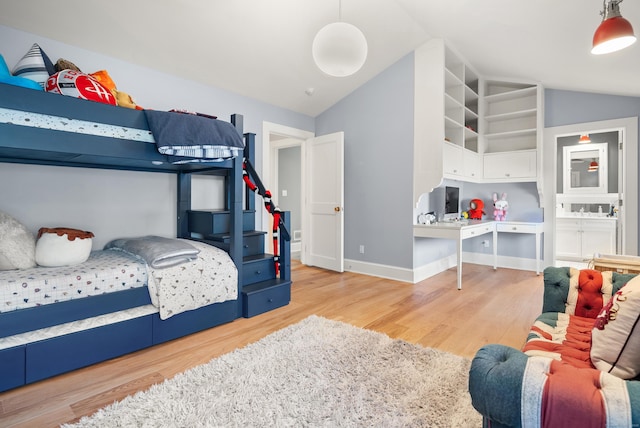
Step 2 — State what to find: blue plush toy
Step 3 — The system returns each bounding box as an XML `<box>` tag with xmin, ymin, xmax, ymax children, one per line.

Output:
<box><xmin>0</xmin><ymin>54</ymin><xmax>44</xmax><ymax>90</ymax></box>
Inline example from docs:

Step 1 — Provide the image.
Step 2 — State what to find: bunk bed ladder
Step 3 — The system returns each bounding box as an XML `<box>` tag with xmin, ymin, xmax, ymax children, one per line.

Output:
<box><xmin>181</xmin><ymin>118</ymin><xmax>291</xmax><ymax>319</ymax></box>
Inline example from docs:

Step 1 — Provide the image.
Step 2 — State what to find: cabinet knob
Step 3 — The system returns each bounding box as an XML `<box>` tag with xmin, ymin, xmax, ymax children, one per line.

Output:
<box><xmin>256</xmin><ymin>270</ymin><xmax>261</xmax><ymax>275</ymax></box>
<box><xmin>505</xmin><ymin>173</ymin><xmax>511</xmax><ymax>177</ymax></box>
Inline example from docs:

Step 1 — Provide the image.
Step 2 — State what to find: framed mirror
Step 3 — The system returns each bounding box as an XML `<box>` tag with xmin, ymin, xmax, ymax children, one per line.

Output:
<box><xmin>562</xmin><ymin>143</ymin><xmax>608</xmax><ymax>194</ymax></box>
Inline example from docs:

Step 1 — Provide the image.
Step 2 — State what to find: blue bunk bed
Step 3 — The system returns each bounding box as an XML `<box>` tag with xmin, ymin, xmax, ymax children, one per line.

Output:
<box><xmin>0</xmin><ymin>82</ymin><xmax>291</xmax><ymax>392</ymax></box>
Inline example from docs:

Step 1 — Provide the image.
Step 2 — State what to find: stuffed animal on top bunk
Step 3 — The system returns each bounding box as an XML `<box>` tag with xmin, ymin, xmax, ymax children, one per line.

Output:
<box><xmin>466</xmin><ymin>198</ymin><xmax>486</xmax><ymax>220</ymax></box>
<box><xmin>492</xmin><ymin>192</ymin><xmax>509</xmax><ymax>221</ymax></box>
<box><xmin>89</xmin><ymin>69</ymin><xmax>143</xmax><ymax>110</ymax></box>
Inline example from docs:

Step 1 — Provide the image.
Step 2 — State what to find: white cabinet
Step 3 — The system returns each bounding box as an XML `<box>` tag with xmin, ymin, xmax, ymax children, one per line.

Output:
<box><xmin>443</xmin><ymin>141</ymin><xmax>482</xmax><ymax>179</ymax></box>
<box><xmin>443</xmin><ymin>142</ymin><xmax>463</xmax><ymax>176</ymax></box>
<box><xmin>556</xmin><ymin>218</ymin><xmax>617</xmax><ymax>261</ymax></box>
<box><xmin>463</xmin><ymin>149</ymin><xmax>482</xmax><ymax>180</ymax></box>
<box><xmin>483</xmin><ymin>150</ymin><xmax>536</xmax><ymax>181</ymax></box>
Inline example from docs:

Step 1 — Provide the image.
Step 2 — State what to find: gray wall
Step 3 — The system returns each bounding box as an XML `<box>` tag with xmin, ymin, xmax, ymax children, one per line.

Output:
<box><xmin>315</xmin><ymin>53</ymin><xmax>416</xmax><ymax>269</ymax></box>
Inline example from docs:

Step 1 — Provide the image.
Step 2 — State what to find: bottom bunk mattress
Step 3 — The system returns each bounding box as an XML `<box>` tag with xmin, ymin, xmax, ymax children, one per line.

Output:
<box><xmin>0</xmin><ymin>239</ymin><xmax>238</xmax><ymax>339</ymax></box>
<box><xmin>0</xmin><ymin>239</ymin><xmax>240</xmax><ymax>391</ymax></box>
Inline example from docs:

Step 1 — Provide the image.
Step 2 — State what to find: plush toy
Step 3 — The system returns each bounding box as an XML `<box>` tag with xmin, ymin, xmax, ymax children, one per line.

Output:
<box><xmin>90</xmin><ymin>69</ymin><xmax>143</xmax><ymax>110</ymax></box>
<box><xmin>493</xmin><ymin>192</ymin><xmax>508</xmax><ymax>221</ymax></box>
<box><xmin>467</xmin><ymin>198</ymin><xmax>485</xmax><ymax>220</ymax></box>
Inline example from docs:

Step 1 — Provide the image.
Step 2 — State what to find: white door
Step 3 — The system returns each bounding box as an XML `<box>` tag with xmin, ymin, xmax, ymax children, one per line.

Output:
<box><xmin>303</xmin><ymin>132</ymin><xmax>344</xmax><ymax>272</ymax></box>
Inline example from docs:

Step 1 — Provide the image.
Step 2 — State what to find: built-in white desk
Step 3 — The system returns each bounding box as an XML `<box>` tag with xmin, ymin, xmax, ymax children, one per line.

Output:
<box><xmin>413</xmin><ymin>220</ymin><xmax>543</xmax><ymax>290</ymax></box>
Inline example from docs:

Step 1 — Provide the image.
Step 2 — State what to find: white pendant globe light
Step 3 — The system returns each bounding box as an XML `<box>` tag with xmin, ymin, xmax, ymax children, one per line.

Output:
<box><xmin>312</xmin><ymin>5</ymin><xmax>368</xmax><ymax>77</ymax></box>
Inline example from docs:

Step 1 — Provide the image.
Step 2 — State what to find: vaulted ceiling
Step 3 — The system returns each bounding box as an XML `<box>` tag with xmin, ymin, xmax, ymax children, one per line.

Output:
<box><xmin>1</xmin><ymin>0</ymin><xmax>639</xmax><ymax>117</ymax></box>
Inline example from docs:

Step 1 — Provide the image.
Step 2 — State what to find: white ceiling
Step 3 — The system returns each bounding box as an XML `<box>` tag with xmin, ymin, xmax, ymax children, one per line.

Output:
<box><xmin>1</xmin><ymin>0</ymin><xmax>639</xmax><ymax>117</ymax></box>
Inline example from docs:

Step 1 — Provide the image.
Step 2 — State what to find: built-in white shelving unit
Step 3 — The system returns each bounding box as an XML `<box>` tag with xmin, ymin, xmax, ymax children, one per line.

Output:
<box><xmin>413</xmin><ymin>38</ymin><xmax>543</xmax><ymax>205</ymax></box>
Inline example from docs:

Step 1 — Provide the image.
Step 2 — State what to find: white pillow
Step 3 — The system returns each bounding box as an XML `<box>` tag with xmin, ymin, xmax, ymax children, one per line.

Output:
<box><xmin>36</xmin><ymin>228</ymin><xmax>94</xmax><ymax>267</ymax></box>
<box><xmin>591</xmin><ymin>275</ymin><xmax>640</xmax><ymax>379</ymax></box>
<box><xmin>0</xmin><ymin>211</ymin><xmax>36</xmax><ymax>270</ymax></box>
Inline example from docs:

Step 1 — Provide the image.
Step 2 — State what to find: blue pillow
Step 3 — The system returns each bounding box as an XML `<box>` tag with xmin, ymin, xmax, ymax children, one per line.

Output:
<box><xmin>0</xmin><ymin>54</ymin><xmax>42</xmax><ymax>90</ymax></box>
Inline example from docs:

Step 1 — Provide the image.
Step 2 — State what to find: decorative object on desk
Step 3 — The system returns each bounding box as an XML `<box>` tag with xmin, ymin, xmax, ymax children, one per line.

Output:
<box><xmin>0</xmin><ymin>211</ymin><xmax>37</xmax><ymax>270</ymax></box>
<box><xmin>11</xmin><ymin>43</ymin><xmax>56</xmax><ymax>88</ymax></box>
<box><xmin>418</xmin><ymin>211</ymin><xmax>436</xmax><ymax>224</ymax></box>
<box><xmin>467</xmin><ymin>198</ymin><xmax>486</xmax><ymax>220</ymax></box>
<box><xmin>36</xmin><ymin>227</ymin><xmax>95</xmax><ymax>267</ymax></box>
<box><xmin>492</xmin><ymin>192</ymin><xmax>508</xmax><ymax>221</ymax></box>
<box><xmin>63</xmin><ymin>315</ymin><xmax>480</xmax><ymax>428</ymax></box>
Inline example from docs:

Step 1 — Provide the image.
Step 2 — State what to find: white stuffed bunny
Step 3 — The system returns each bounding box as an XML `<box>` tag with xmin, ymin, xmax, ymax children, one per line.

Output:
<box><xmin>492</xmin><ymin>192</ymin><xmax>508</xmax><ymax>221</ymax></box>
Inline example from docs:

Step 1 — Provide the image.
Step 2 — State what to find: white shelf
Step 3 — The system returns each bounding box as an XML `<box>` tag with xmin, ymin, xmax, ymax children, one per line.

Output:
<box><xmin>485</xmin><ymin>108</ymin><xmax>537</xmax><ymax>122</ymax></box>
<box><xmin>484</xmin><ymin>128</ymin><xmax>537</xmax><ymax>139</ymax></box>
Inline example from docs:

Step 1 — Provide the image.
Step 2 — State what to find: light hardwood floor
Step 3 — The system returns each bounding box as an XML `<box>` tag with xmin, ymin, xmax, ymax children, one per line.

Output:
<box><xmin>0</xmin><ymin>261</ymin><xmax>544</xmax><ymax>427</ymax></box>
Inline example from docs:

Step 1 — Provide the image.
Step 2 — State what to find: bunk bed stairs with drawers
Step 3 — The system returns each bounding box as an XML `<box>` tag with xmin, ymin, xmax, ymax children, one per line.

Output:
<box><xmin>0</xmin><ymin>82</ymin><xmax>291</xmax><ymax>392</ymax></box>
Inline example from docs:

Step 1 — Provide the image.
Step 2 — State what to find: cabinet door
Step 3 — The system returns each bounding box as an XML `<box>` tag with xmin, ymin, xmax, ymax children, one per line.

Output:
<box><xmin>556</xmin><ymin>218</ymin><xmax>582</xmax><ymax>260</ymax></box>
<box><xmin>463</xmin><ymin>149</ymin><xmax>481</xmax><ymax>180</ymax></box>
<box><xmin>581</xmin><ymin>220</ymin><xmax>616</xmax><ymax>258</ymax></box>
<box><xmin>483</xmin><ymin>150</ymin><xmax>536</xmax><ymax>180</ymax></box>
<box><xmin>443</xmin><ymin>142</ymin><xmax>463</xmax><ymax>177</ymax></box>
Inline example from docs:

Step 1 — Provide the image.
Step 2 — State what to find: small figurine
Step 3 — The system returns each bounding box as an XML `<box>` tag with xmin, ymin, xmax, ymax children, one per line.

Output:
<box><xmin>468</xmin><ymin>198</ymin><xmax>486</xmax><ymax>220</ymax></box>
<box><xmin>493</xmin><ymin>192</ymin><xmax>508</xmax><ymax>221</ymax></box>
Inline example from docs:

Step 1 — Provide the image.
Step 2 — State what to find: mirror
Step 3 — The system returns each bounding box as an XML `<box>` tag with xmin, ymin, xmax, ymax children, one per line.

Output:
<box><xmin>562</xmin><ymin>143</ymin><xmax>608</xmax><ymax>194</ymax></box>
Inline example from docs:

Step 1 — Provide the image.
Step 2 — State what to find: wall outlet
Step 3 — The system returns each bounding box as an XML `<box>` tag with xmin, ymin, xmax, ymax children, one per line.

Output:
<box><xmin>359</xmin><ymin>245</ymin><xmax>365</xmax><ymax>254</ymax></box>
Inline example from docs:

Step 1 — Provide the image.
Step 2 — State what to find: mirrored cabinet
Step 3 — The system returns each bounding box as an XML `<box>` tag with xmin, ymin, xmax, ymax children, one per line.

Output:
<box><xmin>562</xmin><ymin>143</ymin><xmax>608</xmax><ymax>194</ymax></box>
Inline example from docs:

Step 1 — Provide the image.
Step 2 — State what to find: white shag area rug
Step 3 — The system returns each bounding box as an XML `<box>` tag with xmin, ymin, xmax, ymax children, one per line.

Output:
<box><xmin>65</xmin><ymin>315</ymin><xmax>481</xmax><ymax>427</ymax></box>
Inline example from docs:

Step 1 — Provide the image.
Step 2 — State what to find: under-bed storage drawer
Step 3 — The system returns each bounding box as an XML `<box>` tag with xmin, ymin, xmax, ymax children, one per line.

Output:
<box><xmin>242</xmin><ymin>280</ymin><xmax>291</xmax><ymax>318</ymax></box>
<box><xmin>25</xmin><ymin>315</ymin><xmax>153</xmax><ymax>383</ymax></box>
<box><xmin>0</xmin><ymin>345</ymin><xmax>25</xmax><ymax>392</ymax></box>
<box><xmin>152</xmin><ymin>299</ymin><xmax>238</xmax><ymax>344</ymax></box>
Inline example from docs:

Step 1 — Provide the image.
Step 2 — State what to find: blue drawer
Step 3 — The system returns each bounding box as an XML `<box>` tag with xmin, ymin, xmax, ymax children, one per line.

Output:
<box><xmin>26</xmin><ymin>315</ymin><xmax>153</xmax><ymax>383</ymax></box>
<box><xmin>242</xmin><ymin>255</ymin><xmax>276</xmax><ymax>285</ymax></box>
<box><xmin>242</xmin><ymin>279</ymin><xmax>291</xmax><ymax>318</ymax></box>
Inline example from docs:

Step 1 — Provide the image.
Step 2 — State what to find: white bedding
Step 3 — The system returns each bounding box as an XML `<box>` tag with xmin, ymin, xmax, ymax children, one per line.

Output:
<box><xmin>0</xmin><ymin>250</ymin><xmax>148</xmax><ymax>313</ymax></box>
<box><xmin>146</xmin><ymin>240</ymin><xmax>237</xmax><ymax>320</ymax></box>
<box><xmin>0</xmin><ymin>305</ymin><xmax>158</xmax><ymax>351</ymax></box>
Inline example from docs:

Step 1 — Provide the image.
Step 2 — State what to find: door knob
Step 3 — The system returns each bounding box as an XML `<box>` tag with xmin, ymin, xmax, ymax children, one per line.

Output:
<box><xmin>334</xmin><ymin>206</ymin><xmax>341</xmax><ymax>212</ymax></box>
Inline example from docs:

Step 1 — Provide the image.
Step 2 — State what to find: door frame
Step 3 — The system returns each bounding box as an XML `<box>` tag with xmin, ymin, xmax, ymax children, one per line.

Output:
<box><xmin>543</xmin><ymin>117</ymin><xmax>638</xmax><ymax>265</ymax></box>
<box><xmin>262</xmin><ymin>122</ymin><xmax>314</xmax><ymax>263</ymax></box>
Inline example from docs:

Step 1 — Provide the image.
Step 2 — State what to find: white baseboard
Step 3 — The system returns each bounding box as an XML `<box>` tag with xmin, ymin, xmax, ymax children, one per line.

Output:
<box><xmin>462</xmin><ymin>252</ymin><xmax>541</xmax><ymax>273</ymax></box>
<box><xmin>344</xmin><ymin>259</ymin><xmax>415</xmax><ymax>283</ymax></box>
<box><xmin>344</xmin><ymin>252</ymin><xmax>541</xmax><ymax>284</ymax></box>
